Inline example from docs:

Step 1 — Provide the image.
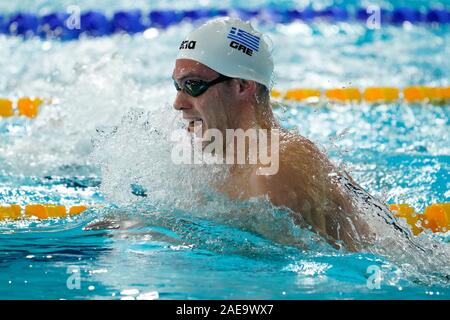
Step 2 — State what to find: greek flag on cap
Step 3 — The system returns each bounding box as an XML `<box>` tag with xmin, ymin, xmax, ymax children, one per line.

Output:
<box><xmin>176</xmin><ymin>17</ymin><xmax>274</xmax><ymax>88</ymax></box>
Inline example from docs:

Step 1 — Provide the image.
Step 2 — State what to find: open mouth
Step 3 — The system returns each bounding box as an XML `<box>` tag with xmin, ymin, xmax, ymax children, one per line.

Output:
<box><xmin>187</xmin><ymin>118</ymin><xmax>203</xmax><ymax>133</ymax></box>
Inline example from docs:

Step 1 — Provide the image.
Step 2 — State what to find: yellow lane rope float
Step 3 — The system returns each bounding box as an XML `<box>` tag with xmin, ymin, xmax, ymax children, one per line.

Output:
<box><xmin>0</xmin><ymin>204</ymin><xmax>88</xmax><ymax>220</ymax></box>
<box><xmin>389</xmin><ymin>203</ymin><xmax>450</xmax><ymax>235</ymax></box>
<box><xmin>1</xmin><ymin>203</ymin><xmax>449</xmax><ymax>235</ymax></box>
<box><xmin>271</xmin><ymin>86</ymin><xmax>450</xmax><ymax>104</ymax></box>
<box><xmin>0</xmin><ymin>86</ymin><xmax>449</xmax><ymax>119</ymax></box>
<box><xmin>0</xmin><ymin>97</ymin><xmax>48</xmax><ymax>118</ymax></box>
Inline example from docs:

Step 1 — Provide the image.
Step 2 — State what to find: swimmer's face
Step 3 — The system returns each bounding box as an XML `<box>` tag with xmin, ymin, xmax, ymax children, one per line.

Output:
<box><xmin>172</xmin><ymin>59</ymin><xmax>238</xmax><ymax>136</ymax></box>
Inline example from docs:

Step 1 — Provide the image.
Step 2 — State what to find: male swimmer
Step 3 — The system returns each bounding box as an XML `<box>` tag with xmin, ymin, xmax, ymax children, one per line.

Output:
<box><xmin>87</xmin><ymin>17</ymin><xmax>417</xmax><ymax>253</ymax></box>
<box><xmin>171</xmin><ymin>17</ymin><xmax>418</xmax><ymax>252</ymax></box>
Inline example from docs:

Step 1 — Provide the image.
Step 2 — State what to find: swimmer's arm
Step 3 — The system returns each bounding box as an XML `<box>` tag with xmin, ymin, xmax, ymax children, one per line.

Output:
<box><xmin>252</xmin><ymin>168</ymin><xmax>363</xmax><ymax>251</ymax></box>
<box><xmin>250</xmin><ymin>141</ymin><xmax>370</xmax><ymax>251</ymax></box>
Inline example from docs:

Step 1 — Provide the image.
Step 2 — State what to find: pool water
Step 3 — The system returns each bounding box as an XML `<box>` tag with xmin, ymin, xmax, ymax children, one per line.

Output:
<box><xmin>1</xmin><ymin>0</ymin><xmax>449</xmax><ymax>299</ymax></box>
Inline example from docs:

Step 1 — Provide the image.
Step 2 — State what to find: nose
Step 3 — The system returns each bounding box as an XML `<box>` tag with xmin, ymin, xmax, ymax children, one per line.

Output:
<box><xmin>173</xmin><ymin>91</ymin><xmax>193</xmax><ymax>111</ymax></box>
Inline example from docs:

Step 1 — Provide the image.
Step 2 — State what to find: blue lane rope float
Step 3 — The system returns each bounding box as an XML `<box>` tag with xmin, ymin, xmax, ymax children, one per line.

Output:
<box><xmin>0</xmin><ymin>7</ymin><xmax>449</xmax><ymax>39</ymax></box>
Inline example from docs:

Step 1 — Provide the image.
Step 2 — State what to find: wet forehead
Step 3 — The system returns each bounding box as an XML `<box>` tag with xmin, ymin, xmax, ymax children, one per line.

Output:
<box><xmin>172</xmin><ymin>59</ymin><xmax>218</xmax><ymax>80</ymax></box>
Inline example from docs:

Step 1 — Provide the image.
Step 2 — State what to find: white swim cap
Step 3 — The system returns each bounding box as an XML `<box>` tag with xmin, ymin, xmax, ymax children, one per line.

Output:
<box><xmin>177</xmin><ymin>17</ymin><xmax>274</xmax><ymax>89</ymax></box>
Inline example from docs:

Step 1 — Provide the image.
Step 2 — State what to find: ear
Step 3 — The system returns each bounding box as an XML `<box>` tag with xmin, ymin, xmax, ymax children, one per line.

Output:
<box><xmin>235</xmin><ymin>79</ymin><xmax>257</xmax><ymax>100</ymax></box>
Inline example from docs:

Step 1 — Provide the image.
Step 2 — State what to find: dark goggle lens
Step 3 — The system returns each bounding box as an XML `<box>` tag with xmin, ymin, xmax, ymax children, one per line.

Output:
<box><xmin>174</xmin><ymin>80</ymin><xmax>181</xmax><ymax>91</ymax></box>
<box><xmin>174</xmin><ymin>80</ymin><xmax>207</xmax><ymax>97</ymax></box>
<box><xmin>174</xmin><ymin>75</ymin><xmax>230</xmax><ymax>97</ymax></box>
<box><xmin>183</xmin><ymin>80</ymin><xmax>208</xmax><ymax>97</ymax></box>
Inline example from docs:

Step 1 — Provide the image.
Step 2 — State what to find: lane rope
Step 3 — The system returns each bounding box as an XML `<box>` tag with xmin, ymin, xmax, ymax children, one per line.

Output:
<box><xmin>0</xmin><ymin>7</ymin><xmax>448</xmax><ymax>39</ymax></box>
<box><xmin>390</xmin><ymin>203</ymin><xmax>450</xmax><ymax>235</ymax></box>
<box><xmin>0</xmin><ymin>97</ymin><xmax>49</xmax><ymax>118</ymax></box>
<box><xmin>1</xmin><ymin>86</ymin><xmax>448</xmax><ymax>120</ymax></box>
<box><xmin>0</xmin><ymin>204</ymin><xmax>88</xmax><ymax>220</ymax></box>
<box><xmin>1</xmin><ymin>203</ymin><xmax>449</xmax><ymax>235</ymax></box>
<box><xmin>271</xmin><ymin>86</ymin><xmax>450</xmax><ymax>104</ymax></box>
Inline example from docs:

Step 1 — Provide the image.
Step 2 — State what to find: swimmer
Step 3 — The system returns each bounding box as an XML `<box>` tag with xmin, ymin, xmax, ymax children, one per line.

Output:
<box><xmin>171</xmin><ymin>17</ymin><xmax>414</xmax><ymax>252</ymax></box>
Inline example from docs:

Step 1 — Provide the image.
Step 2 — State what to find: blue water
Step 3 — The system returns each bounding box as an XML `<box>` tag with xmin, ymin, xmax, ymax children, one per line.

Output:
<box><xmin>1</xmin><ymin>0</ymin><xmax>449</xmax><ymax>299</ymax></box>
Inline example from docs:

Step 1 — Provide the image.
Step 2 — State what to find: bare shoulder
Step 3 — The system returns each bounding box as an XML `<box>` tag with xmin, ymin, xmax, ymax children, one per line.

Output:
<box><xmin>251</xmin><ymin>130</ymin><xmax>330</xmax><ymax>207</ymax></box>
<box><xmin>276</xmin><ymin>129</ymin><xmax>331</xmax><ymax>180</ymax></box>
<box><xmin>281</xmin><ymin>130</ymin><xmax>329</xmax><ymax>162</ymax></box>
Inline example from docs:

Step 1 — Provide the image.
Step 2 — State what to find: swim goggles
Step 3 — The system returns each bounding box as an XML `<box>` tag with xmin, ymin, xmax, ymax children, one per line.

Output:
<box><xmin>173</xmin><ymin>74</ymin><xmax>232</xmax><ymax>97</ymax></box>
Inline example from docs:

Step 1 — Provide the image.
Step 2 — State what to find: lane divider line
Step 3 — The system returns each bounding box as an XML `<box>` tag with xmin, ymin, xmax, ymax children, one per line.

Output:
<box><xmin>389</xmin><ymin>203</ymin><xmax>450</xmax><ymax>235</ymax></box>
<box><xmin>0</xmin><ymin>97</ymin><xmax>50</xmax><ymax>118</ymax></box>
<box><xmin>1</xmin><ymin>203</ymin><xmax>449</xmax><ymax>236</ymax></box>
<box><xmin>0</xmin><ymin>204</ymin><xmax>88</xmax><ymax>220</ymax></box>
<box><xmin>0</xmin><ymin>7</ymin><xmax>448</xmax><ymax>40</ymax></box>
<box><xmin>272</xmin><ymin>86</ymin><xmax>450</xmax><ymax>104</ymax></box>
<box><xmin>0</xmin><ymin>86</ymin><xmax>448</xmax><ymax>120</ymax></box>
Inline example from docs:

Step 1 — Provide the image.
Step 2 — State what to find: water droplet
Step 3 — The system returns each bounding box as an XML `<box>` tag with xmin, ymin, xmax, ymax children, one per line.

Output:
<box><xmin>143</xmin><ymin>28</ymin><xmax>159</xmax><ymax>39</ymax></box>
<box><xmin>42</xmin><ymin>42</ymin><xmax>52</xmax><ymax>51</ymax></box>
<box><xmin>90</xmin><ymin>268</ymin><xmax>108</xmax><ymax>274</ymax></box>
<box><xmin>120</xmin><ymin>288</ymin><xmax>140</xmax><ymax>296</ymax></box>
<box><xmin>136</xmin><ymin>291</ymin><xmax>159</xmax><ymax>300</ymax></box>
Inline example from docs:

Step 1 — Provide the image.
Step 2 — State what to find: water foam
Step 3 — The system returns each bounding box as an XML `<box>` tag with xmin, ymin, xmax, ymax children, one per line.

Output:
<box><xmin>89</xmin><ymin>102</ymin><xmax>450</xmax><ymax>286</ymax></box>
